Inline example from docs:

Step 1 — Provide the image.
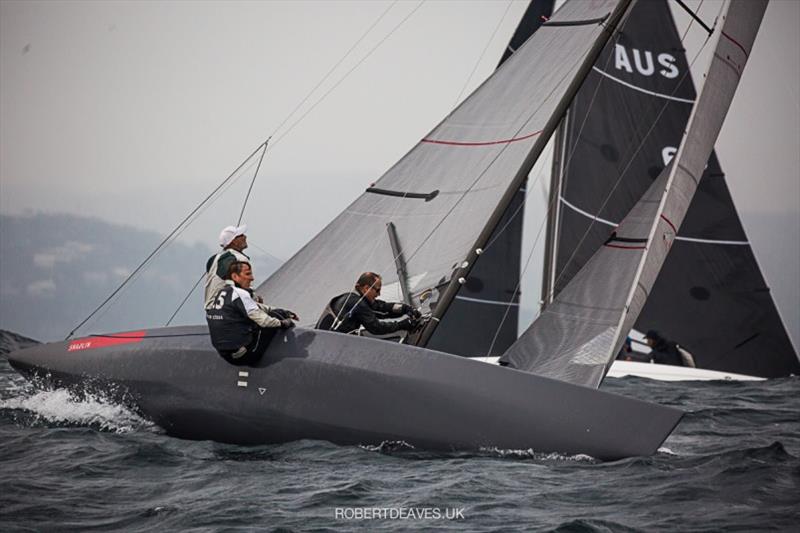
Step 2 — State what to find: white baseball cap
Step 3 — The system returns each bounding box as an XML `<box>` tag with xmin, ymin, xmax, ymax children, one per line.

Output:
<box><xmin>219</xmin><ymin>224</ymin><xmax>247</xmax><ymax>247</ymax></box>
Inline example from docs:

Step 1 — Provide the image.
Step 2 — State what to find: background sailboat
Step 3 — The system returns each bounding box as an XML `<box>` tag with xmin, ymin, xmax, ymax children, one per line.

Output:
<box><xmin>432</xmin><ymin>0</ymin><xmax>798</xmax><ymax>380</ymax></box>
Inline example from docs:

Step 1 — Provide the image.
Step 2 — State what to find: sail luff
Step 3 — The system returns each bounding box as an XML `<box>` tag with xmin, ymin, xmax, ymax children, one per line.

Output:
<box><xmin>415</xmin><ymin>0</ymin><xmax>634</xmax><ymax>347</ymax></box>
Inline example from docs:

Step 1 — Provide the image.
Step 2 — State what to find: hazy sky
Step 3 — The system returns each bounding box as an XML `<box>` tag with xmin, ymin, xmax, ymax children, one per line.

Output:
<box><xmin>1</xmin><ymin>0</ymin><xmax>798</xmax><ymax>342</ymax></box>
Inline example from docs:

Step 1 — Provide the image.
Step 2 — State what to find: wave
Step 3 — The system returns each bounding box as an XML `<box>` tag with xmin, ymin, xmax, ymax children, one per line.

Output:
<box><xmin>0</xmin><ymin>387</ymin><xmax>157</xmax><ymax>434</ymax></box>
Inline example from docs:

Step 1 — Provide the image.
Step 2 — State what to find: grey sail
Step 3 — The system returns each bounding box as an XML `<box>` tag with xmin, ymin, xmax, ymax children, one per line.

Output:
<box><xmin>255</xmin><ymin>0</ymin><xmax>629</xmax><ymax>339</ymax></box>
<box><xmin>6</xmin><ymin>0</ymin><xmax>687</xmax><ymax>458</ymax></box>
<box><xmin>547</xmin><ymin>0</ymin><xmax>799</xmax><ymax>377</ymax></box>
<box><xmin>501</xmin><ymin>0</ymin><xmax>769</xmax><ymax>387</ymax></box>
<box><xmin>427</xmin><ymin>0</ymin><xmax>555</xmax><ymax>357</ymax></box>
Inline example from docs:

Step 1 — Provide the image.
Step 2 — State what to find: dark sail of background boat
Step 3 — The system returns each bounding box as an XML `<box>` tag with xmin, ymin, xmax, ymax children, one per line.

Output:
<box><xmin>546</xmin><ymin>0</ymin><xmax>798</xmax><ymax>378</ymax></box>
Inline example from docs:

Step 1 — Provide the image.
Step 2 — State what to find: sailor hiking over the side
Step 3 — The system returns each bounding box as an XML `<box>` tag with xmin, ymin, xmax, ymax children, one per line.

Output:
<box><xmin>206</xmin><ymin>261</ymin><xmax>297</xmax><ymax>365</ymax></box>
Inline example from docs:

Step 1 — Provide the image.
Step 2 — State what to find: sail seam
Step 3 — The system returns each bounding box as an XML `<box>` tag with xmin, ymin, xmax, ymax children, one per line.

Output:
<box><xmin>604</xmin><ymin>243</ymin><xmax>646</xmax><ymax>250</ymax></box>
<box><xmin>455</xmin><ymin>295</ymin><xmax>520</xmax><ymax>307</ymax></box>
<box><xmin>660</xmin><ymin>214</ymin><xmax>677</xmax><ymax>234</ymax></box>
<box><xmin>713</xmin><ymin>52</ymin><xmax>744</xmax><ymax>78</ymax></box>
<box><xmin>561</xmin><ymin>196</ymin><xmax>749</xmax><ymax>245</ymax></box>
<box><xmin>674</xmin><ymin>236</ymin><xmax>749</xmax><ymax>245</ymax></box>
<box><xmin>590</xmin><ymin>67</ymin><xmax>695</xmax><ymax>103</ymax></box>
<box><xmin>678</xmin><ymin>162</ymin><xmax>699</xmax><ymax>185</ymax></box>
<box><xmin>421</xmin><ymin>129</ymin><xmax>542</xmax><ymax>147</ymax></box>
<box><xmin>721</xmin><ymin>30</ymin><xmax>749</xmax><ymax>58</ymax></box>
<box><xmin>560</xmin><ymin>196</ymin><xmax>616</xmax><ymax>226</ymax></box>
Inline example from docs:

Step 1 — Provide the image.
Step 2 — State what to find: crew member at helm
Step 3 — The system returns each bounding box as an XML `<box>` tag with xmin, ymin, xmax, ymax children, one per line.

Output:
<box><xmin>316</xmin><ymin>272</ymin><xmax>419</xmax><ymax>336</ymax></box>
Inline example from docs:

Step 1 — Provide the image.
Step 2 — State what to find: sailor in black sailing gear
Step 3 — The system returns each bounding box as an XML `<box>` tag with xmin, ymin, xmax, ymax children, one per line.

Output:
<box><xmin>206</xmin><ymin>261</ymin><xmax>298</xmax><ymax>365</ymax></box>
<box><xmin>204</xmin><ymin>224</ymin><xmax>251</xmax><ymax>310</ymax></box>
<box><xmin>644</xmin><ymin>330</ymin><xmax>689</xmax><ymax>366</ymax></box>
<box><xmin>316</xmin><ymin>272</ymin><xmax>418</xmax><ymax>336</ymax></box>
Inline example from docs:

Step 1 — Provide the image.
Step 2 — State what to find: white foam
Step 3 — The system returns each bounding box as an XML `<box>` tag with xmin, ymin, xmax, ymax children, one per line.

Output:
<box><xmin>0</xmin><ymin>388</ymin><xmax>156</xmax><ymax>433</ymax></box>
<box><xmin>480</xmin><ymin>446</ymin><xmax>597</xmax><ymax>462</ymax></box>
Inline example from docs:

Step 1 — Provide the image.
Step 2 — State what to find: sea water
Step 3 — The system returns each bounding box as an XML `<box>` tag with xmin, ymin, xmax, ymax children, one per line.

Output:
<box><xmin>1</xmin><ymin>356</ymin><xmax>798</xmax><ymax>532</ymax></box>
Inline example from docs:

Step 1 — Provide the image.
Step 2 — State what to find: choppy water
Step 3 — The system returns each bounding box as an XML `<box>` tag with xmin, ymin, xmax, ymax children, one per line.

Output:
<box><xmin>1</xmin><ymin>356</ymin><xmax>798</xmax><ymax>532</ymax></box>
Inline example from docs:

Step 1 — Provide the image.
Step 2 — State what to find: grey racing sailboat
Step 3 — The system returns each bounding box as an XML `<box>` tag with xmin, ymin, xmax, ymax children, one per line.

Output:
<box><xmin>7</xmin><ymin>0</ymin><xmax>766</xmax><ymax>458</ymax></box>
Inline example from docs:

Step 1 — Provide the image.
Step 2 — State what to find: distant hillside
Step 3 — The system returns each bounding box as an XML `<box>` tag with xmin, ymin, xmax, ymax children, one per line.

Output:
<box><xmin>0</xmin><ymin>213</ymin><xmax>281</xmax><ymax>341</ymax></box>
<box><xmin>0</xmin><ymin>329</ymin><xmax>39</xmax><ymax>355</ymax></box>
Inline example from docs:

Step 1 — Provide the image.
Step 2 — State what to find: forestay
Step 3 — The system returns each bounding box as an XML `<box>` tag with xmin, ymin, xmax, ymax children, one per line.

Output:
<box><xmin>256</xmin><ymin>0</ymin><xmax>625</xmax><ymax>327</ymax></box>
<box><xmin>501</xmin><ymin>0</ymin><xmax>768</xmax><ymax>387</ymax></box>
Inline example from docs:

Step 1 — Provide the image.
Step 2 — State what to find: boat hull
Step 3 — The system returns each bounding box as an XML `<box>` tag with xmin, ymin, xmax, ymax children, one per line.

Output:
<box><xmin>7</xmin><ymin>326</ymin><xmax>682</xmax><ymax>460</ymax></box>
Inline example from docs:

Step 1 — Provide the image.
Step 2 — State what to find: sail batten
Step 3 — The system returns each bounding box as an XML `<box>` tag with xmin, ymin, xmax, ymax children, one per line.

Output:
<box><xmin>501</xmin><ymin>0</ymin><xmax>772</xmax><ymax>385</ymax></box>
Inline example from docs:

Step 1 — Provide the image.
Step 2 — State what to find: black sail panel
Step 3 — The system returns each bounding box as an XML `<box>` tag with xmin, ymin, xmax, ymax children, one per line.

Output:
<box><xmin>427</xmin><ymin>0</ymin><xmax>554</xmax><ymax>357</ymax></box>
<box><xmin>553</xmin><ymin>0</ymin><xmax>798</xmax><ymax>377</ymax></box>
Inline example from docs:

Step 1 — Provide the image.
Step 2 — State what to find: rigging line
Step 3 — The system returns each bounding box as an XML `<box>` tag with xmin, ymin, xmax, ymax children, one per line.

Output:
<box><xmin>452</xmin><ymin>0</ymin><xmax>515</xmax><ymax>107</ymax></box>
<box><xmin>485</xmin><ymin>11</ymin><xmax>637</xmax><ymax>344</ymax></box>
<box><xmin>78</xmin><ymin>152</ymin><xmax>267</xmax><ymax>335</ymax></box>
<box><xmin>326</xmin><ymin>178</ymin><xmax>416</xmax><ymax>328</ymax></box>
<box><xmin>326</xmin><ymin>8</ymin><xmax>612</xmax><ymax>330</ymax></box>
<box><xmin>485</xmin><ymin>149</ymin><xmax>563</xmax><ymax>355</ymax></box>
<box><xmin>165</xmin><ymin>272</ymin><xmax>204</xmax><ymax>327</ymax></box>
<box><xmin>679</xmin><ymin>0</ymin><xmax>705</xmax><ymax>42</ymax></box>
<box><xmin>247</xmin><ymin>240</ymin><xmax>285</xmax><ymax>263</ymax></box>
<box><xmin>149</xmin><ymin>5</ymin><xmax>402</xmax><ymax>332</ymax></box>
<box><xmin>478</xmin><ymin>15</ymin><xmax>632</xmax><ymax>258</ymax></box>
<box><xmin>64</xmin><ymin>140</ymin><xmax>268</xmax><ymax>340</ymax></box>
<box><xmin>673</xmin><ymin>0</ymin><xmax>713</xmax><ymax>36</ymax></box>
<box><xmin>269</xmin><ymin>0</ymin><xmax>427</xmax><ymax>152</ymax></box>
<box><xmin>166</xmin><ymin>152</ymin><xmax>283</xmax><ymax>328</ymax></box>
<box><xmin>552</xmin><ymin>17</ymin><xmax>715</xmax><ymax>293</ymax></box>
<box><xmin>238</xmin><ymin>138</ymin><xmax>270</xmax><ymax>225</ymax></box>
<box><xmin>402</xmin><ymin>27</ymin><xmax>600</xmax><ymax>269</ymax></box>
<box><xmin>268</xmin><ymin>1</ymin><xmax>399</xmax><ymax>140</ymax></box>
<box><xmin>486</xmin><ymin>180</ymin><xmax>550</xmax><ymax>356</ymax></box>
<box><xmin>482</xmin><ymin>142</ymin><xmax>553</xmax><ymax>253</ymax></box>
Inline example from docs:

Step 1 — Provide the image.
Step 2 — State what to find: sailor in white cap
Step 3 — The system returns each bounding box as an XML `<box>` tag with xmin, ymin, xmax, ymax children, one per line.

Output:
<box><xmin>204</xmin><ymin>224</ymin><xmax>251</xmax><ymax>309</ymax></box>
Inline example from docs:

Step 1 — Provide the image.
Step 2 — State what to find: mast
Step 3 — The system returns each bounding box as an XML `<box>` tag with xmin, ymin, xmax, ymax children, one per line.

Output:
<box><xmin>416</xmin><ymin>0</ymin><xmax>634</xmax><ymax>347</ymax></box>
<box><xmin>540</xmin><ymin>111</ymin><xmax>569</xmax><ymax>309</ymax></box>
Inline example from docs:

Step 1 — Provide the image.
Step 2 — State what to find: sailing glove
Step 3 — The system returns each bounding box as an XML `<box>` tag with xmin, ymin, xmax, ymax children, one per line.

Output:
<box><xmin>279</xmin><ymin>319</ymin><xmax>295</xmax><ymax>329</ymax></box>
<box><xmin>397</xmin><ymin>318</ymin><xmax>414</xmax><ymax>331</ymax></box>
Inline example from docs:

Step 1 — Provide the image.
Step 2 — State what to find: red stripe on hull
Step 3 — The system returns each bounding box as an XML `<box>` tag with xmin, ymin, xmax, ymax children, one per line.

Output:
<box><xmin>67</xmin><ymin>331</ymin><xmax>147</xmax><ymax>352</ymax></box>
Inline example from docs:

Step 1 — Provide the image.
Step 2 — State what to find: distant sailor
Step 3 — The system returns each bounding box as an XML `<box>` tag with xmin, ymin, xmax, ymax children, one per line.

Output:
<box><xmin>206</xmin><ymin>261</ymin><xmax>298</xmax><ymax>365</ymax></box>
<box><xmin>204</xmin><ymin>224</ymin><xmax>251</xmax><ymax>310</ymax></box>
<box><xmin>644</xmin><ymin>330</ymin><xmax>694</xmax><ymax>367</ymax></box>
<box><xmin>316</xmin><ymin>272</ymin><xmax>419</xmax><ymax>336</ymax></box>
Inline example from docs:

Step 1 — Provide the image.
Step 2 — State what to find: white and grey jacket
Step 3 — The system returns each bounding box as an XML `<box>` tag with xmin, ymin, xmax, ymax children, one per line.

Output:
<box><xmin>206</xmin><ymin>280</ymin><xmax>282</xmax><ymax>352</ymax></box>
<box><xmin>203</xmin><ymin>249</ymin><xmax>250</xmax><ymax>309</ymax></box>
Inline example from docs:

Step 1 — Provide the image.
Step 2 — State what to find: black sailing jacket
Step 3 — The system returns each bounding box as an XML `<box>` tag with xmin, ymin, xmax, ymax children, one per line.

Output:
<box><xmin>316</xmin><ymin>292</ymin><xmax>406</xmax><ymax>335</ymax></box>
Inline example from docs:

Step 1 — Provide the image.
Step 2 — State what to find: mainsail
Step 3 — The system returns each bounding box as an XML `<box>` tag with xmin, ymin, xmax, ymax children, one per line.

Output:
<box><xmin>256</xmin><ymin>0</ymin><xmax>631</xmax><ymax>334</ymax></box>
<box><xmin>501</xmin><ymin>0</ymin><xmax>769</xmax><ymax>386</ymax></box>
<box><xmin>426</xmin><ymin>0</ymin><xmax>555</xmax><ymax>357</ymax></box>
<box><xmin>546</xmin><ymin>0</ymin><xmax>799</xmax><ymax>377</ymax></box>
